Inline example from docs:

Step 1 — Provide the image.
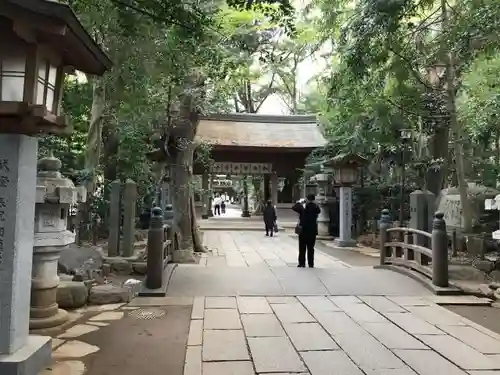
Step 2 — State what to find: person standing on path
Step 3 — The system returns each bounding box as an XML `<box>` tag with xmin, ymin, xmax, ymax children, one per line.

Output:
<box><xmin>213</xmin><ymin>195</ymin><xmax>221</xmax><ymax>216</ymax></box>
<box><xmin>292</xmin><ymin>193</ymin><xmax>321</xmax><ymax>268</ymax></box>
<box><xmin>263</xmin><ymin>200</ymin><xmax>277</xmax><ymax>237</ymax></box>
<box><xmin>221</xmin><ymin>197</ymin><xmax>226</xmax><ymax>214</ymax></box>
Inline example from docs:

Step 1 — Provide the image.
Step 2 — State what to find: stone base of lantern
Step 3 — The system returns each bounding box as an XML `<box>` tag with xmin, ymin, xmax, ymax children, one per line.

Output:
<box><xmin>29</xmin><ymin>308</ymin><xmax>69</xmax><ymax>333</ymax></box>
<box><xmin>0</xmin><ymin>335</ymin><xmax>52</xmax><ymax>375</ymax></box>
<box><xmin>333</xmin><ymin>238</ymin><xmax>358</xmax><ymax>248</ymax></box>
<box><xmin>317</xmin><ymin>221</ymin><xmax>330</xmax><ymax>238</ymax></box>
<box><xmin>241</xmin><ymin>209</ymin><xmax>251</xmax><ymax>218</ymax></box>
<box><xmin>29</xmin><ymin>245</ymin><xmax>69</xmax><ymax>332</ymax></box>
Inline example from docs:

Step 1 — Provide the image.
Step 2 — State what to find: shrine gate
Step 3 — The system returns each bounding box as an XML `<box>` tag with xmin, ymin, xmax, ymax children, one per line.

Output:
<box><xmin>193</xmin><ymin>113</ymin><xmax>326</xmax><ymax>217</ymax></box>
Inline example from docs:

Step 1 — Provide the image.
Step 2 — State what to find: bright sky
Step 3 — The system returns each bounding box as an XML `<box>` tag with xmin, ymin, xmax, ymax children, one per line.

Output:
<box><xmin>257</xmin><ymin>0</ymin><xmax>328</xmax><ymax>114</ymax></box>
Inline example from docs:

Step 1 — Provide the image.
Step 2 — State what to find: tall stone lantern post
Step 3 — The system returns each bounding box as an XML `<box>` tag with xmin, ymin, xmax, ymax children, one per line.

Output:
<box><xmin>30</xmin><ymin>153</ymin><xmax>84</xmax><ymax>332</ymax></box>
<box><xmin>326</xmin><ymin>153</ymin><xmax>368</xmax><ymax>247</ymax></box>
<box><xmin>0</xmin><ymin>2</ymin><xmax>111</xmax><ymax>374</ymax></box>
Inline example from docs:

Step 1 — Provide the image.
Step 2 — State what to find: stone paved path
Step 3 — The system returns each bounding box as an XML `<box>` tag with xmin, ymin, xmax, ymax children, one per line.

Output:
<box><xmin>184</xmin><ymin>295</ymin><xmax>500</xmax><ymax>375</ymax></box>
<box><xmin>172</xmin><ymin>230</ymin><xmax>500</xmax><ymax>375</ymax></box>
<box><xmin>201</xmin><ymin>231</ymin><xmax>349</xmax><ymax>268</ymax></box>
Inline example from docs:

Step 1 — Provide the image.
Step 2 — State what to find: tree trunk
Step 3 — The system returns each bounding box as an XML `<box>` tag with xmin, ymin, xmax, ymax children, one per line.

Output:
<box><xmin>425</xmin><ymin>124</ymin><xmax>449</xmax><ymax>195</ymax></box>
<box><xmin>442</xmin><ymin>0</ymin><xmax>472</xmax><ymax>233</ymax></box>
<box><xmin>79</xmin><ymin>76</ymin><xmax>106</xmax><ymax>244</ymax></box>
<box><xmin>170</xmin><ymin>84</ymin><xmax>204</xmax><ymax>262</ymax></box>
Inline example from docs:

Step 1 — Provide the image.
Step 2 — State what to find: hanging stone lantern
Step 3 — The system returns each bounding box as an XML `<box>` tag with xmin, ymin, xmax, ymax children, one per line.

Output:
<box><xmin>30</xmin><ymin>153</ymin><xmax>85</xmax><ymax>332</ymax></box>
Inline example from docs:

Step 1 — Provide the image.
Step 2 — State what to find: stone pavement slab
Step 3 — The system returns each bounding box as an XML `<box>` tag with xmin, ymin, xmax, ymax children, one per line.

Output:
<box><xmin>363</xmin><ymin>369</ymin><xmax>418</xmax><ymax>375</ymax></box>
<box><xmin>191</xmin><ymin>297</ymin><xmax>204</xmax><ymax>319</ymax></box>
<box><xmin>204</xmin><ymin>309</ymin><xmax>242</xmax><ymax>329</ymax></box>
<box><xmin>202</xmin><ymin>361</ymin><xmax>254</xmax><ymax>375</ymax></box>
<box><xmin>184</xmin><ymin>346</ymin><xmax>201</xmax><ymax>375</ymax></box>
<box><xmin>237</xmin><ymin>296</ymin><xmax>272</xmax><ymax>314</ymax></box>
<box><xmin>333</xmin><ymin>330</ymin><xmax>408</xmax><ymax>371</ymax></box>
<box><xmin>405</xmin><ymin>305</ymin><xmax>467</xmax><ymax>326</ymax></box>
<box><xmin>360</xmin><ymin>322</ymin><xmax>428</xmax><ymax>350</ymax></box>
<box><xmin>202</xmin><ymin>330</ymin><xmax>250</xmax><ymax>361</ymax></box>
<box><xmin>187</xmin><ymin>320</ymin><xmax>203</xmax><ymax>346</ymax></box>
<box><xmin>248</xmin><ymin>336</ymin><xmax>307</xmax><ymax>373</ymax></box>
<box><xmin>358</xmin><ymin>296</ymin><xmax>407</xmax><ymax>313</ymax></box>
<box><xmin>205</xmin><ymin>297</ymin><xmax>237</xmax><ymax>309</ymax></box>
<box><xmin>271</xmin><ymin>302</ymin><xmax>316</xmax><ymax>323</ymax></box>
<box><xmin>416</xmin><ymin>334</ymin><xmax>500</xmax><ymax>370</ymax></box>
<box><xmin>297</xmin><ymin>295</ymin><xmax>342</xmax><ymax>312</ymax></box>
<box><xmin>436</xmin><ymin>325</ymin><xmax>500</xmax><ymax>354</ymax></box>
<box><xmin>335</xmin><ymin>301</ymin><xmax>387</xmax><ymax>323</ymax></box>
<box><xmin>267</xmin><ymin>296</ymin><xmax>298</xmax><ymax>304</ymax></box>
<box><xmin>301</xmin><ymin>350</ymin><xmax>364</xmax><ymax>375</ymax></box>
<box><xmin>383</xmin><ymin>312</ymin><xmax>444</xmax><ymax>335</ymax></box>
<box><xmin>312</xmin><ymin>311</ymin><xmax>366</xmax><ymax>336</ymax></box>
<box><xmin>283</xmin><ymin>322</ymin><xmax>338</xmax><ymax>351</ymax></box>
<box><xmin>394</xmin><ymin>349</ymin><xmax>467</xmax><ymax>375</ymax></box>
<box><xmin>241</xmin><ymin>314</ymin><xmax>285</xmax><ymax>337</ymax></box>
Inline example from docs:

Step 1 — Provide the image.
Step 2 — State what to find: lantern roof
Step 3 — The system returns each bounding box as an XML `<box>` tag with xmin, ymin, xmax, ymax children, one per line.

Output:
<box><xmin>324</xmin><ymin>153</ymin><xmax>368</xmax><ymax>168</ymax></box>
<box><xmin>2</xmin><ymin>0</ymin><xmax>112</xmax><ymax>75</ymax></box>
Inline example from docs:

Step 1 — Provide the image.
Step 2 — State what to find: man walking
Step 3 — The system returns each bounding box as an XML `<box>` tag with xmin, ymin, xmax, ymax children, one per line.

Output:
<box><xmin>292</xmin><ymin>194</ymin><xmax>321</xmax><ymax>268</ymax></box>
<box><xmin>263</xmin><ymin>200</ymin><xmax>277</xmax><ymax>237</ymax></box>
<box><xmin>213</xmin><ymin>195</ymin><xmax>221</xmax><ymax>216</ymax></box>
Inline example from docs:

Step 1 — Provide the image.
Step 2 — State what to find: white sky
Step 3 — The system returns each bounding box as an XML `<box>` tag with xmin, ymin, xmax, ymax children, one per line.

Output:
<box><xmin>257</xmin><ymin>0</ymin><xmax>328</xmax><ymax>114</ymax></box>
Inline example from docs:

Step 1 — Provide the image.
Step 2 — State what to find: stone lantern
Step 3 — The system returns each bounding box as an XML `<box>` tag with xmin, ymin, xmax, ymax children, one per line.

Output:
<box><xmin>326</xmin><ymin>153</ymin><xmax>368</xmax><ymax>247</ymax></box>
<box><xmin>312</xmin><ymin>171</ymin><xmax>333</xmax><ymax>237</ymax></box>
<box><xmin>0</xmin><ymin>2</ymin><xmax>111</xmax><ymax>374</ymax></box>
<box><xmin>30</xmin><ymin>153</ymin><xmax>84</xmax><ymax>332</ymax></box>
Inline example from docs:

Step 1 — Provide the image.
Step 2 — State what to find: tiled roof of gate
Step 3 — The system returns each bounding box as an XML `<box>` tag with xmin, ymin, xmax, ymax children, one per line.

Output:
<box><xmin>195</xmin><ymin>113</ymin><xmax>327</xmax><ymax>149</ymax></box>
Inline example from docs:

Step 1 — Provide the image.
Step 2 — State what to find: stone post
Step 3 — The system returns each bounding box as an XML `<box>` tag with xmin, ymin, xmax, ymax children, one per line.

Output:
<box><xmin>202</xmin><ymin>172</ymin><xmax>209</xmax><ymax>219</ymax></box>
<box><xmin>0</xmin><ymin>135</ymin><xmax>51</xmax><ymax>360</ymax></box>
<box><xmin>30</xmin><ymin>154</ymin><xmax>81</xmax><ymax>332</ymax></box>
<box><xmin>242</xmin><ymin>175</ymin><xmax>251</xmax><ymax>217</ymax></box>
<box><xmin>432</xmin><ymin>212</ymin><xmax>449</xmax><ymax>287</ymax></box>
<box><xmin>333</xmin><ymin>185</ymin><xmax>357</xmax><ymax>247</ymax></box>
<box><xmin>410</xmin><ymin>190</ymin><xmax>435</xmax><ymax>247</ymax></box>
<box><xmin>379</xmin><ymin>209</ymin><xmax>392</xmax><ymax>265</ymax></box>
<box><xmin>108</xmin><ymin>179</ymin><xmax>121</xmax><ymax>257</ymax></box>
<box><xmin>146</xmin><ymin>207</ymin><xmax>164</xmax><ymax>289</ymax></box>
<box><xmin>122</xmin><ymin>179</ymin><xmax>137</xmax><ymax>257</ymax></box>
<box><xmin>270</xmin><ymin>172</ymin><xmax>278</xmax><ymax>206</ymax></box>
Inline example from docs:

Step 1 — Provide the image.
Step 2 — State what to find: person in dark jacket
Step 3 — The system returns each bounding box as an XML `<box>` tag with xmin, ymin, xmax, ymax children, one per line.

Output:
<box><xmin>263</xmin><ymin>200</ymin><xmax>277</xmax><ymax>237</ymax></box>
<box><xmin>292</xmin><ymin>193</ymin><xmax>321</xmax><ymax>268</ymax></box>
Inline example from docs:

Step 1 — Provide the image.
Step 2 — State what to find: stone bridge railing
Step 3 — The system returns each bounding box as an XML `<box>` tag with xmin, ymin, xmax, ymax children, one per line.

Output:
<box><xmin>378</xmin><ymin>209</ymin><xmax>449</xmax><ymax>288</ymax></box>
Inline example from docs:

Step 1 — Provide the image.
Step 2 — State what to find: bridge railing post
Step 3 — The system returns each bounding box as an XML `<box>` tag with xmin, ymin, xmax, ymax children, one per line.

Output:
<box><xmin>431</xmin><ymin>212</ymin><xmax>449</xmax><ymax>287</ymax></box>
<box><xmin>379</xmin><ymin>209</ymin><xmax>392</xmax><ymax>266</ymax></box>
<box><xmin>146</xmin><ymin>207</ymin><xmax>164</xmax><ymax>290</ymax></box>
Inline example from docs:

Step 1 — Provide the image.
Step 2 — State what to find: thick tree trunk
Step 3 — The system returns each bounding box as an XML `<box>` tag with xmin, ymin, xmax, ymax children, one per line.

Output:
<box><xmin>425</xmin><ymin>124</ymin><xmax>449</xmax><ymax>196</ymax></box>
<box><xmin>78</xmin><ymin>76</ymin><xmax>106</xmax><ymax>244</ymax></box>
<box><xmin>442</xmin><ymin>0</ymin><xmax>472</xmax><ymax>233</ymax></box>
<box><xmin>170</xmin><ymin>84</ymin><xmax>204</xmax><ymax>262</ymax></box>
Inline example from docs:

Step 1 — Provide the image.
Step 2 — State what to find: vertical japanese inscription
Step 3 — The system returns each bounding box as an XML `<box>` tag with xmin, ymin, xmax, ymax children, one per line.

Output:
<box><xmin>0</xmin><ymin>159</ymin><xmax>9</xmax><ymax>266</ymax></box>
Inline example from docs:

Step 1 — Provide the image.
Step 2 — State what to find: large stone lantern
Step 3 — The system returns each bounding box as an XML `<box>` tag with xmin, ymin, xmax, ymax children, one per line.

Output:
<box><xmin>30</xmin><ymin>153</ymin><xmax>84</xmax><ymax>332</ymax></box>
<box><xmin>0</xmin><ymin>2</ymin><xmax>111</xmax><ymax>375</ymax></box>
<box><xmin>326</xmin><ymin>153</ymin><xmax>368</xmax><ymax>247</ymax></box>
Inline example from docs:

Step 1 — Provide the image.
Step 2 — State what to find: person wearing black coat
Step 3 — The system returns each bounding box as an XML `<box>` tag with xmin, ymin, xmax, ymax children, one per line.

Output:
<box><xmin>292</xmin><ymin>194</ymin><xmax>321</xmax><ymax>268</ymax></box>
<box><xmin>263</xmin><ymin>200</ymin><xmax>277</xmax><ymax>237</ymax></box>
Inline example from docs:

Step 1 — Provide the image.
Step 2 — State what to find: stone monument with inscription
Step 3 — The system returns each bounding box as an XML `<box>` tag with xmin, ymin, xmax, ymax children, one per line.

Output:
<box><xmin>437</xmin><ymin>183</ymin><xmax>499</xmax><ymax>235</ymax></box>
<box><xmin>30</xmin><ymin>153</ymin><xmax>84</xmax><ymax>332</ymax></box>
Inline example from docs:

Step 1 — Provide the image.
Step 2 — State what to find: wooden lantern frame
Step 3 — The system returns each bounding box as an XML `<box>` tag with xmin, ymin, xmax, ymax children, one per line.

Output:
<box><xmin>0</xmin><ymin>0</ymin><xmax>112</xmax><ymax>136</ymax></box>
